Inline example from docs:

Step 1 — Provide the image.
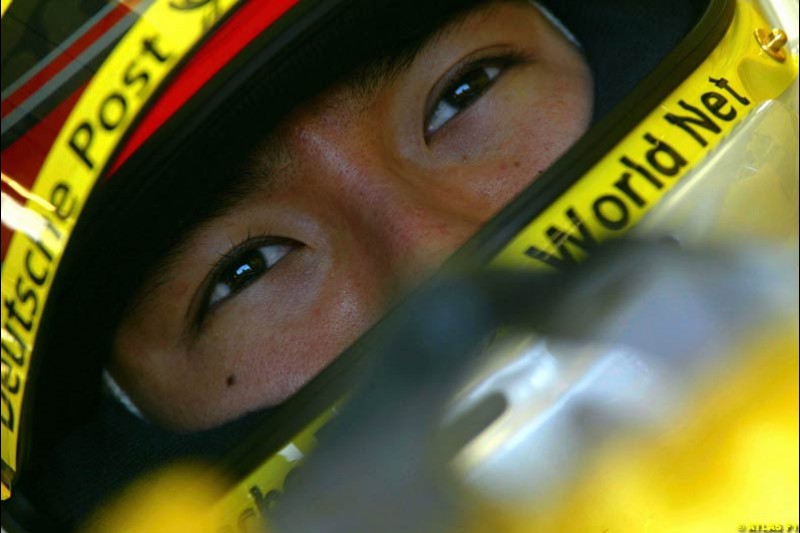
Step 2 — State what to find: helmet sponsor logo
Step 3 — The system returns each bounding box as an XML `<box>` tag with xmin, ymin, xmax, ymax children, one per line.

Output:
<box><xmin>67</xmin><ymin>36</ymin><xmax>172</xmax><ymax>170</ymax></box>
<box><xmin>213</xmin><ymin>410</ymin><xmax>335</xmax><ymax>532</ymax></box>
<box><xmin>665</xmin><ymin>77</ymin><xmax>750</xmax><ymax>146</ymax></box>
<box><xmin>169</xmin><ymin>0</ymin><xmax>216</xmax><ymax>9</ymax></box>
<box><xmin>1</xmin><ymin>0</ymin><xmax>242</xmax><ymax>485</ymax></box>
<box><xmin>494</xmin><ymin>76</ymin><xmax>754</xmax><ymax>270</ymax></box>
<box><xmin>1</xmin><ymin>187</ymin><xmax>74</xmax><ymax>433</ymax></box>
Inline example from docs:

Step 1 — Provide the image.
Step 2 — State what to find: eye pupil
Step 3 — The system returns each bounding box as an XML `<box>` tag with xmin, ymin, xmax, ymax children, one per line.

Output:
<box><xmin>446</xmin><ymin>68</ymin><xmax>491</xmax><ymax>107</ymax></box>
<box><xmin>426</xmin><ymin>61</ymin><xmax>506</xmax><ymax>139</ymax></box>
<box><xmin>226</xmin><ymin>249</ymin><xmax>266</xmax><ymax>286</ymax></box>
<box><xmin>201</xmin><ymin>239</ymin><xmax>297</xmax><ymax>319</ymax></box>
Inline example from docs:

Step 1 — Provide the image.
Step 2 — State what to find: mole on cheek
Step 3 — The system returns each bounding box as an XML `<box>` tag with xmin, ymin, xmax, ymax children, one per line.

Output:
<box><xmin>226</xmin><ymin>374</ymin><xmax>236</xmax><ymax>387</ymax></box>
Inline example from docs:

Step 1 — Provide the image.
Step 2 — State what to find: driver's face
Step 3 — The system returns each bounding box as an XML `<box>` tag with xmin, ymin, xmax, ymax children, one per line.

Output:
<box><xmin>110</xmin><ymin>1</ymin><xmax>592</xmax><ymax>430</ymax></box>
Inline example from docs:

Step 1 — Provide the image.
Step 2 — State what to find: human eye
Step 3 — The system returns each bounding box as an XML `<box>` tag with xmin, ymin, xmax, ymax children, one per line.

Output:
<box><xmin>202</xmin><ymin>237</ymin><xmax>297</xmax><ymax>317</ymax></box>
<box><xmin>424</xmin><ymin>53</ymin><xmax>524</xmax><ymax>140</ymax></box>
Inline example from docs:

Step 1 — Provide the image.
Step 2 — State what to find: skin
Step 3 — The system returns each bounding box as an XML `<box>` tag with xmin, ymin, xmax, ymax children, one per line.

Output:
<box><xmin>110</xmin><ymin>2</ymin><xmax>593</xmax><ymax>431</ymax></box>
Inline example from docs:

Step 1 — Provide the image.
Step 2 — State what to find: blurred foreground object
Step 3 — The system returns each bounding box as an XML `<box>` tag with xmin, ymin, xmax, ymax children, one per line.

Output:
<box><xmin>75</xmin><ymin>242</ymin><xmax>799</xmax><ymax>533</ymax></box>
<box><xmin>268</xmin><ymin>241</ymin><xmax>799</xmax><ymax>533</ymax></box>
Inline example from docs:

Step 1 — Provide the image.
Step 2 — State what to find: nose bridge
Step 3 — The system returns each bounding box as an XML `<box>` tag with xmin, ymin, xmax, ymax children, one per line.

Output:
<box><xmin>288</xmin><ymin>107</ymin><xmax>480</xmax><ymax>283</ymax></box>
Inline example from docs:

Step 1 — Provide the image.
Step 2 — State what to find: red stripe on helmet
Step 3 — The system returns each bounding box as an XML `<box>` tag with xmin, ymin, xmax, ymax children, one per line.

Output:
<box><xmin>107</xmin><ymin>0</ymin><xmax>299</xmax><ymax>176</ymax></box>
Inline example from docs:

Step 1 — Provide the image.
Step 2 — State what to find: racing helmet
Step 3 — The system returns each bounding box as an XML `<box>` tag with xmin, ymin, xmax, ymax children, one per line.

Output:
<box><xmin>1</xmin><ymin>0</ymin><xmax>798</xmax><ymax>531</ymax></box>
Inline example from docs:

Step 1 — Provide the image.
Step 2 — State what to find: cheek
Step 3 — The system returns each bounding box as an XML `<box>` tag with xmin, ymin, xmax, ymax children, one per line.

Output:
<box><xmin>111</xmin><ymin>284</ymin><xmax>193</xmax><ymax>389</ymax></box>
<box><xmin>500</xmin><ymin>81</ymin><xmax>590</xmax><ymax>181</ymax></box>
<box><xmin>184</xmin><ymin>258</ymin><xmax>383</xmax><ymax>423</ymax></box>
<box><xmin>110</xmin><ymin>225</ymin><xmax>390</xmax><ymax>430</ymax></box>
<box><xmin>430</xmin><ymin>68</ymin><xmax>591</xmax><ymax>209</ymax></box>
<box><xmin>450</xmin><ymin>114</ymin><xmax>581</xmax><ymax>208</ymax></box>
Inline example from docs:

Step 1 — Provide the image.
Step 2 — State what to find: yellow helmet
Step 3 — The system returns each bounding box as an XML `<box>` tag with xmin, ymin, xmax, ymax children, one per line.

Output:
<box><xmin>1</xmin><ymin>0</ymin><xmax>797</xmax><ymax>530</ymax></box>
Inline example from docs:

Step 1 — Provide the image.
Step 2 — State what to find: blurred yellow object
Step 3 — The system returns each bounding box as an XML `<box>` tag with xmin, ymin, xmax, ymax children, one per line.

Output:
<box><xmin>79</xmin><ymin>462</ymin><xmax>229</xmax><ymax>533</ymax></box>
<box><xmin>72</xmin><ymin>319</ymin><xmax>799</xmax><ymax>533</ymax></box>
<box><xmin>465</xmin><ymin>330</ymin><xmax>799</xmax><ymax>533</ymax></box>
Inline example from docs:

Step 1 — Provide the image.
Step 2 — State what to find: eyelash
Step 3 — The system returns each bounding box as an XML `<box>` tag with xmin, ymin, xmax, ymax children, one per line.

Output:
<box><xmin>196</xmin><ymin>235</ymin><xmax>297</xmax><ymax>324</ymax></box>
<box><xmin>424</xmin><ymin>51</ymin><xmax>527</xmax><ymax>141</ymax></box>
